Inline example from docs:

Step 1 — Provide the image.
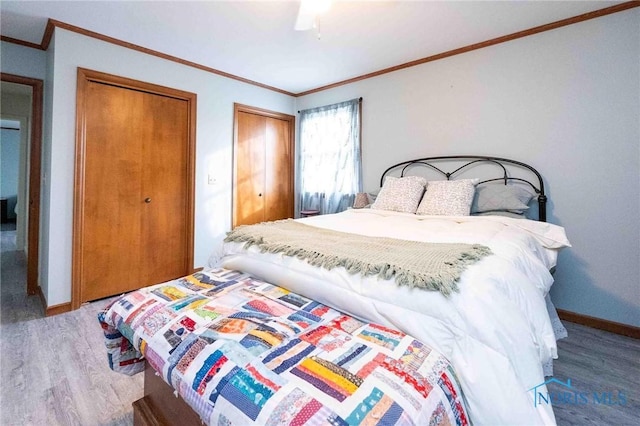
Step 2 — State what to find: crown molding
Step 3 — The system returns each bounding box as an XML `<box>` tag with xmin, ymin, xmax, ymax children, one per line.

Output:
<box><xmin>296</xmin><ymin>1</ymin><xmax>640</xmax><ymax>96</ymax></box>
<box><xmin>0</xmin><ymin>34</ymin><xmax>42</xmax><ymax>50</ymax></box>
<box><xmin>43</xmin><ymin>19</ymin><xmax>296</xmax><ymax>96</ymax></box>
<box><xmin>1</xmin><ymin>1</ymin><xmax>638</xmax><ymax>97</ymax></box>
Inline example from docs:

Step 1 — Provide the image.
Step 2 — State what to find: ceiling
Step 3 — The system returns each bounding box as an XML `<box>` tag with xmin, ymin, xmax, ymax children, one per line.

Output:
<box><xmin>0</xmin><ymin>1</ymin><xmax>625</xmax><ymax>94</ymax></box>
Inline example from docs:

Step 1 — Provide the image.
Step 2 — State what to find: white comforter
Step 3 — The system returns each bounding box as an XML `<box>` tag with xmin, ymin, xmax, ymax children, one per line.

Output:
<box><xmin>218</xmin><ymin>209</ymin><xmax>571</xmax><ymax>425</ymax></box>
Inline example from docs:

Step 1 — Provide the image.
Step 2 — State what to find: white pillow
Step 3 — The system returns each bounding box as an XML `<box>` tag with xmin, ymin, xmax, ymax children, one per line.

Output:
<box><xmin>416</xmin><ymin>179</ymin><xmax>479</xmax><ymax>216</ymax></box>
<box><xmin>371</xmin><ymin>176</ymin><xmax>426</xmax><ymax>213</ymax></box>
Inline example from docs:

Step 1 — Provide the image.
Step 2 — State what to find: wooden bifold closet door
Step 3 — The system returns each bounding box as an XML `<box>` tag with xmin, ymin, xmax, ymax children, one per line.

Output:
<box><xmin>233</xmin><ymin>104</ymin><xmax>295</xmax><ymax>227</ymax></box>
<box><xmin>73</xmin><ymin>69</ymin><xmax>195</xmax><ymax>307</ymax></box>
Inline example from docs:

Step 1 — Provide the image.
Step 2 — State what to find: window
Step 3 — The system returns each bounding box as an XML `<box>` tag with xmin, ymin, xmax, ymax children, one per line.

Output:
<box><xmin>298</xmin><ymin>98</ymin><xmax>362</xmax><ymax>214</ymax></box>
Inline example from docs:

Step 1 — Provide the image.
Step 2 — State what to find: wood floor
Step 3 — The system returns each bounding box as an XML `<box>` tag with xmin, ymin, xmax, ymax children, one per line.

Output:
<box><xmin>1</xmin><ymin>228</ymin><xmax>638</xmax><ymax>425</ymax></box>
<box><xmin>1</xmin><ymin>229</ymin><xmax>143</xmax><ymax>426</ymax></box>
<box><xmin>550</xmin><ymin>320</ymin><xmax>639</xmax><ymax>425</ymax></box>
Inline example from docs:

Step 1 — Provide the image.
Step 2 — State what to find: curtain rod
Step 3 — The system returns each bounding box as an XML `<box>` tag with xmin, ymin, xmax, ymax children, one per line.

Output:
<box><xmin>297</xmin><ymin>97</ymin><xmax>362</xmax><ymax>114</ymax></box>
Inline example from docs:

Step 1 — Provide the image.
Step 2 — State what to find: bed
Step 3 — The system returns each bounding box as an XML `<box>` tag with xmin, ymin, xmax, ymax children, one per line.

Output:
<box><xmin>100</xmin><ymin>155</ymin><xmax>570</xmax><ymax>425</ymax></box>
<box><xmin>217</xmin><ymin>156</ymin><xmax>571</xmax><ymax>424</ymax></box>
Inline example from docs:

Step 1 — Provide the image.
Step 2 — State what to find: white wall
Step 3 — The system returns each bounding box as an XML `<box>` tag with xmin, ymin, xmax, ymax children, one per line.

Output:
<box><xmin>40</xmin><ymin>29</ymin><xmax>295</xmax><ymax>306</ymax></box>
<box><xmin>0</xmin><ymin>41</ymin><xmax>47</xmax><ymax>80</ymax></box>
<box><xmin>1</xmin><ymin>128</ymin><xmax>20</xmax><ymax>209</ymax></box>
<box><xmin>296</xmin><ymin>9</ymin><xmax>640</xmax><ymax>327</ymax></box>
<box><xmin>40</xmin><ymin>33</ymin><xmax>56</xmax><ymax>303</ymax></box>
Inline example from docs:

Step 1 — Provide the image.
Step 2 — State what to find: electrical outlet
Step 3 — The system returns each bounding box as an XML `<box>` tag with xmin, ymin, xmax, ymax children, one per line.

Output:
<box><xmin>208</xmin><ymin>174</ymin><xmax>216</xmax><ymax>185</ymax></box>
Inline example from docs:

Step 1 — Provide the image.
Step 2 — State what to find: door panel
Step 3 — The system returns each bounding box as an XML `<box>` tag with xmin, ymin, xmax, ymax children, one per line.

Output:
<box><xmin>141</xmin><ymin>93</ymin><xmax>190</xmax><ymax>286</ymax></box>
<box><xmin>264</xmin><ymin>117</ymin><xmax>293</xmax><ymax>222</ymax></box>
<box><xmin>234</xmin><ymin>111</ymin><xmax>266</xmax><ymax>227</ymax></box>
<box><xmin>82</xmin><ymin>82</ymin><xmax>145</xmax><ymax>300</ymax></box>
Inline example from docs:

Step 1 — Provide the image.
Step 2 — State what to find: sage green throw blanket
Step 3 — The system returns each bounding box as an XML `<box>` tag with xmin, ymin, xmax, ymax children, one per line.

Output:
<box><xmin>224</xmin><ymin>220</ymin><xmax>492</xmax><ymax>296</ymax></box>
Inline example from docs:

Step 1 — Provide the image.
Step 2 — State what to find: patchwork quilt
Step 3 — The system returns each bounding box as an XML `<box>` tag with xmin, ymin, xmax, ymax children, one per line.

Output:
<box><xmin>99</xmin><ymin>268</ymin><xmax>469</xmax><ymax>426</ymax></box>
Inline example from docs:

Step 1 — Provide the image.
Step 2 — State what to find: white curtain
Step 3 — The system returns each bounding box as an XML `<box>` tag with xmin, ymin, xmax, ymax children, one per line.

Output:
<box><xmin>298</xmin><ymin>98</ymin><xmax>362</xmax><ymax>215</ymax></box>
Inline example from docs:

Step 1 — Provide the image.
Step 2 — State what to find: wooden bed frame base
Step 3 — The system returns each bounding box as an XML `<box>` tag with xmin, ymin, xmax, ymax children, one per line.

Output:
<box><xmin>133</xmin><ymin>363</ymin><xmax>202</xmax><ymax>426</ymax></box>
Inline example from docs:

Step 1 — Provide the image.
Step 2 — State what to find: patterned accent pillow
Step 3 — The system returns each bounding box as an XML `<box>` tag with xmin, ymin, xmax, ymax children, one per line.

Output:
<box><xmin>371</xmin><ymin>176</ymin><xmax>427</xmax><ymax>213</ymax></box>
<box><xmin>352</xmin><ymin>193</ymin><xmax>369</xmax><ymax>209</ymax></box>
<box><xmin>471</xmin><ymin>184</ymin><xmax>535</xmax><ymax>214</ymax></box>
<box><xmin>416</xmin><ymin>179</ymin><xmax>479</xmax><ymax>216</ymax></box>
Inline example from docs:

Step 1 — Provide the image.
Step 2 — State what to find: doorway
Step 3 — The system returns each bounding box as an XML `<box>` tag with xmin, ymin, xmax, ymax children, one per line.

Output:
<box><xmin>0</xmin><ymin>74</ymin><xmax>43</xmax><ymax>305</ymax></box>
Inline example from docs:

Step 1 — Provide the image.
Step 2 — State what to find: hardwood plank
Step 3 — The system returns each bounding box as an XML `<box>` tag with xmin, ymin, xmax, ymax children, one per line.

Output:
<box><xmin>1</xmin><ymin>243</ymin><xmax>143</xmax><ymax>425</ymax></box>
<box><xmin>551</xmin><ymin>321</ymin><xmax>640</xmax><ymax>425</ymax></box>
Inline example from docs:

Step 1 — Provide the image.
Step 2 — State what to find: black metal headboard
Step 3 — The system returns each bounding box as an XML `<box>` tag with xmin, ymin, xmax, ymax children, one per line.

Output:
<box><xmin>379</xmin><ymin>155</ymin><xmax>547</xmax><ymax>222</ymax></box>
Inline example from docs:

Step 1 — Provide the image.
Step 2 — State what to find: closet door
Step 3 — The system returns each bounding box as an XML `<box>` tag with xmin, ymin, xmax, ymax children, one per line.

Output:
<box><xmin>140</xmin><ymin>93</ymin><xmax>191</xmax><ymax>286</ymax></box>
<box><xmin>264</xmin><ymin>116</ymin><xmax>293</xmax><ymax>222</ymax></box>
<box><xmin>81</xmin><ymin>81</ymin><xmax>146</xmax><ymax>300</ymax></box>
<box><xmin>233</xmin><ymin>104</ymin><xmax>295</xmax><ymax>228</ymax></box>
<box><xmin>234</xmin><ymin>111</ymin><xmax>267</xmax><ymax>227</ymax></box>
<box><xmin>74</xmin><ymin>69</ymin><xmax>195</xmax><ymax>306</ymax></box>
